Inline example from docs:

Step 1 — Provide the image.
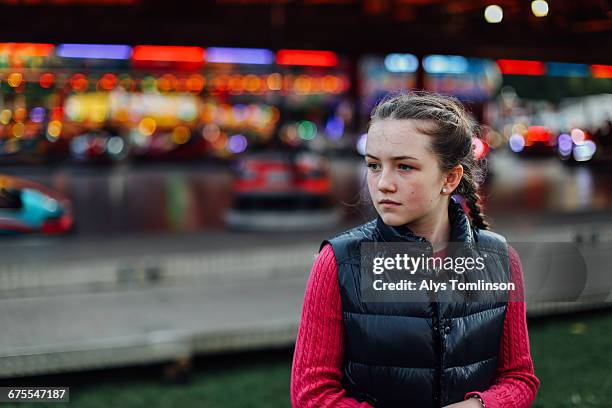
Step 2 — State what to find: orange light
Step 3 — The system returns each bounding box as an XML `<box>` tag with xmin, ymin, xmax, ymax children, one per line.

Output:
<box><xmin>132</xmin><ymin>45</ymin><xmax>205</xmax><ymax>63</ymax></box>
<box><xmin>228</xmin><ymin>75</ymin><xmax>246</xmax><ymax>94</ymax></box>
<box><xmin>157</xmin><ymin>74</ymin><xmax>178</xmax><ymax>92</ymax></box>
<box><xmin>13</xmin><ymin>107</ymin><xmax>26</xmax><ymax>122</ymax></box>
<box><xmin>266</xmin><ymin>73</ymin><xmax>282</xmax><ymax>91</ymax></box>
<box><xmin>294</xmin><ymin>75</ymin><xmax>312</xmax><ymax>94</ymax></box>
<box><xmin>591</xmin><ymin>64</ymin><xmax>612</xmax><ymax>78</ymax></box>
<box><xmin>7</xmin><ymin>72</ymin><xmax>23</xmax><ymax>88</ymax></box>
<box><xmin>276</xmin><ymin>49</ymin><xmax>338</xmax><ymax>67</ymax></box>
<box><xmin>187</xmin><ymin>74</ymin><xmax>205</xmax><ymax>92</ymax></box>
<box><xmin>0</xmin><ymin>43</ymin><xmax>54</xmax><ymax>58</ymax></box>
<box><xmin>171</xmin><ymin>126</ymin><xmax>191</xmax><ymax>144</ymax></box>
<box><xmin>244</xmin><ymin>74</ymin><xmax>261</xmax><ymax>93</ymax></box>
<box><xmin>322</xmin><ymin>75</ymin><xmax>341</xmax><ymax>93</ymax></box>
<box><xmin>496</xmin><ymin>59</ymin><xmax>546</xmax><ymax>76</ymax></box>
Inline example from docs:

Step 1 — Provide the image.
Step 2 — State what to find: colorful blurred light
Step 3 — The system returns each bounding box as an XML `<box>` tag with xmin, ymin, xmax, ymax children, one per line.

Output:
<box><xmin>0</xmin><ymin>110</ymin><xmax>11</xmax><ymax>125</ymax></box>
<box><xmin>202</xmin><ymin>123</ymin><xmax>221</xmax><ymax>142</ymax></box>
<box><xmin>497</xmin><ymin>59</ymin><xmax>546</xmax><ymax>76</ymax></box>
<box><xmin>99</xmin><ymin>73</ymin><xmax>118</xmax><ymax>90</ymax></box>
<box><xmin>531</xmin><ymin>0</ymin><xmax>549</xmax><ymax>17</ymax></box>
<box><xmin>325</xmin><ymin>115</ymin><xmax>344</xmax><ymax>140</ymax></box>
<box><xmin>423</xmin><ymin>55</ymin><xmax>468</xmax><ymax>74</ymax></box>
<box><xmin>39</xmin><ymin>73</ymin><xmax>55</xmax><ymax>88</ymax></box>
<box><xmin>206</xmin><ymin>47</ymin><xmax>274</xmax><ymax>65</ymax></box>
<box><xmin>187</xmin><ymin>74</ymin><xmax>205</xmax><ymax>92</ymax></box>
<box><xmin>30</xmin><ymin>107</ymin><xmax>45</xmax><ymax>123</ymax></box>
<box><xmin>132</xmin><ymin>45</ymin><xmax>205</xmax><ymax>63</ymax></box>
<box><xmin>384</xmin><ymin>53</ymin><xmax>418</xmax><ymax>73</ymax></box>
<box><xmin>7</xmin><ymin>72</ymin><xmax>23</xmax><ymax>88</ymax></box>
<box><xmin>590</xmin><ymin>65</ymin><xmax>612</xmax><ymax>78</ymax></box>
<box><xmin>547</xmin><ymin>62</ymin><xmax>588</xmax><ymax>77</ymax></box>
<box><xmin>139</xmin><ymin>117</ymin><xmax>157</xmax><ymax>136</ymax></box>
<box><xmin>570</xmin><ymin>128</ymin><xmax>585</xmax><ymax>145</ymax></box>
<box><xmin>12</xmin><ymin>123</ymin><xmax>24</xmax><ymax>138</ymax></box>
<box><xmin>0</xmin><ymin>43</ymin><xmax>54</xmax><ymax>58</ymax></box>
<box><xmin>573</xmin><ymin>140</ymin><xmax>596</xmax><ymax>162</ymax></box>
<box><xmin>297</xmin><ymin>121</ymin><xmax>317</xmax><ymax>140</ymax></box>
<box><xmin>57</xmin><ymin>44</ymin><xmax>132</xmax><ymax>60</ymax></box>
<box><xmin>484</xmin><ymin>5</ymin><xmax>503</xmax><ymax>23</ymax></box>
<box><xmin>70</xmin><ymin>73</ymin><xmax>89</xmax><ymax>92</ymax></box>
<box><xmin>228</xmin><ymin>134</ymin><xmax>248</xmax><ymax>153</ymax></box>
<box><xmin>509</xmin><ymin>133</ymin><xmax>525</xmax><ymax>152</ymax></box>
<box><xmin>171</xmin><ymin>126</ymin><xmax>191</xmax><ymax>144</ymax></box>
<box><xmin>267</xmin><ymin>73</ymin><xmax>282</xmax><ymax>90</ymax></box>
<box><xmin>356</xmin><ymin>133</ymin><xmax>367</xmax><ymax>156</ymax></box>
<box><xmin>107</xmin><ymin>136</ymin><xmax>125</xmax><ymax>156</ymax></box>
<box><xmin>558</xmin><ymin>133</ymin><xmax>572</xmax><ymax>156</ymax></box>
<box><xmin>13</xmin><ymin>108</ymin><xmax>26</xmax><ymax>123</ymax></box>
<box><xmin>47</xmin><ymin>120</ymin><xmax>62</xmax><ymax>141</ymax></box>
<box><xmin>472</xmin><ymin>137</ymin><xmax>488</xmax><ymax>160</ymax></box>
<box><xmin>276</xmin><ymin>50</ymin><xmax>338</xmax><ymax>67</ymax></box>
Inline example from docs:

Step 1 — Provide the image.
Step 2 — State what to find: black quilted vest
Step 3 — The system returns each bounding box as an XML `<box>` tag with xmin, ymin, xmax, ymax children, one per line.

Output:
<box><xmin>320</xmin><ymin>199</ymin><xmax>510</xmax><ymax>408</ymax></box>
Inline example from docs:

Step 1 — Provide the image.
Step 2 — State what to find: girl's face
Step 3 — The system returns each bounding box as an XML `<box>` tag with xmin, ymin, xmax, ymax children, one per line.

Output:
<box><xmin>365</xmin><ymin>119</ymin><xmax>448</xmax><ymax>227</ymax></box>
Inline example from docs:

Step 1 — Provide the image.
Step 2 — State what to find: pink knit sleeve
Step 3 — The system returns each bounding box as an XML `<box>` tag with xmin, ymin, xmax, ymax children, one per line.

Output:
<box><xmin>291</xmin><ymin>243</ymin><xmax>374</xmax><ymax>408</ymax></box>
<box><xmin>464</xmin><ymin>245</ymin><xmax>541</xmax><ymax>408</ymax></box>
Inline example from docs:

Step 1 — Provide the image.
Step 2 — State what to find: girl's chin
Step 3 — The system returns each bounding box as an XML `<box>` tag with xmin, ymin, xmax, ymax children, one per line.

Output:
<box><xmin>379</xmin><ymin>213</ymin><xmax>411</xmax><ymax>226</ymax></box>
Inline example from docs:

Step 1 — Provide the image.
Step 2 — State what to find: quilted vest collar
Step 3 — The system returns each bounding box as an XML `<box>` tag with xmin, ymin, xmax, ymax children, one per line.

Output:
<box><xmin>375</xmin><ymin>197</ymin><xmax>474</xmax><ymax>245</ymax></box>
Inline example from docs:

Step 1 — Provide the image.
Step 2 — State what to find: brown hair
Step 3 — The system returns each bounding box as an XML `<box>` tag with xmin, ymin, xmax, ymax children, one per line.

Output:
<box><xmin>369</xmin><ymin>90</ymin><xmax>490</xmax><ymax>230</ymax></box>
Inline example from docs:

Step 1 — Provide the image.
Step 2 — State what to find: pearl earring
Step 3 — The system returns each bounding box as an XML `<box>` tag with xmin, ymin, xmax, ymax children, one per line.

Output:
<box><xmin>442</xmin><ymin>188</ymin><xmax>448</xmax><ymax>193</ymax></box>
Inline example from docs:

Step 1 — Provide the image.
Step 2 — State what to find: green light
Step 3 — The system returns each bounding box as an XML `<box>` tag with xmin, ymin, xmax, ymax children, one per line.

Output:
<box><xmin>298</xmin><ymin>120</ymin><xmax>317</xmax><ymax>141</ymax></box>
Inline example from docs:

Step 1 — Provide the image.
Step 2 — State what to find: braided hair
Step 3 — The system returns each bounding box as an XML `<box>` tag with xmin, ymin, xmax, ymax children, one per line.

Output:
<box><xmin>369</xmin><ymin>90</ymin><xmax>490</xmax><ymax>230</ymax></box>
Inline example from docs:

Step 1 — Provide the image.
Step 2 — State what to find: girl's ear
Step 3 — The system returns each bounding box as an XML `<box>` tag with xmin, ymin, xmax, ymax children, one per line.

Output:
<box><xmin>442</xmin><ymin>164</ymin><xmax>463</xmax><ymax>193</ymax></box>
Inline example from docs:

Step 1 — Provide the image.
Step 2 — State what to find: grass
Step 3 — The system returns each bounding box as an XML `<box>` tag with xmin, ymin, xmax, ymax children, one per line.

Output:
<box><xmin>3</xmin><ymin>310</ymin><xmax>612</xmax><ymax>408</ymax></box>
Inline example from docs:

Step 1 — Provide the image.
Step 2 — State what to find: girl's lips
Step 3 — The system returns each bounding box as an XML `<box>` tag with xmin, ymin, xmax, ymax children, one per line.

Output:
<box><xmin>379</xmin><ymin>200</ymin><xmax>401</xmax><ymax>206</ymax></box>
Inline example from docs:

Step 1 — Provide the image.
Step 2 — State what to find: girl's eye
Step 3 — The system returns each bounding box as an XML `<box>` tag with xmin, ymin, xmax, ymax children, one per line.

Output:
<box><xmin>366</xmin><ymin>162</ymin><xmax>381</xmax><ymax>171</ymax></box>
<box><xmin>398</xmin><ymin>164</ymin><xmax>413</xmax><ymax>171</ymax></box>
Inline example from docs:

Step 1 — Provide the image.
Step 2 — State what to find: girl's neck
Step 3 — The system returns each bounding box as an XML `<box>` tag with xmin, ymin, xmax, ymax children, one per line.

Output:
<box><xmin>404</xmin><ymin>199</ymin><xmax>451</xmax><ymax>253</ymax></box>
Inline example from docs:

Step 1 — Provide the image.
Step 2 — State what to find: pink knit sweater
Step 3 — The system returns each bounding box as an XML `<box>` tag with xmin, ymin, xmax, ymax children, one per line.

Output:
<box><xmin>291</xmin><ymin>243</ymin><xmax>540</xmax><ymax>408</ymax></box>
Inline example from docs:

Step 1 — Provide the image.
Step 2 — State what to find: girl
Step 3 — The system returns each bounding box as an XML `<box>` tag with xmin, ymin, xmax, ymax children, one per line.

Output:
<box><xmin>291</xmin><ymin>91</ymin><xmax>540</xmax><ymax>408</ymax></box>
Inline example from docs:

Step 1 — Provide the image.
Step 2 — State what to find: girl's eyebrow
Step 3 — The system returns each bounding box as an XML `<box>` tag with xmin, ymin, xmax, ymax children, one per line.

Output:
<box><xmin>365</xmin><ymin>154</ymin><xmax>419</xmax><ymax>161</ymax></box>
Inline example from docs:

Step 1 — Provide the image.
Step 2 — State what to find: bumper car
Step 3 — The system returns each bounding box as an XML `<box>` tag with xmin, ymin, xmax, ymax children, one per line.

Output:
<box><xmin>0</xmin><ymin>175</ymin><xmax>74</xmax><ymax>235</ymax></box>
<box><xmin>225</xmin><ymin>151</ymin><xmax>341</xmax><ymax>231</ymax></box>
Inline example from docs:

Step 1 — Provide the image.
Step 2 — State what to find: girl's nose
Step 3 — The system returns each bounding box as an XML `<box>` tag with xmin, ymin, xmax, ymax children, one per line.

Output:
<box><xmin>377</xmin><ymin>170</ymin><xmax>397</xmax><ymax>193</ymax></box>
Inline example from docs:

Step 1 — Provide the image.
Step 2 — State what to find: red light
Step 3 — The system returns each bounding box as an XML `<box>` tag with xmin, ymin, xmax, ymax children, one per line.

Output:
<box><xmin>472</xmin><ymin>137</ymin><xmax>489</xmax><ymax>160</ymax></box>
<box><xmin>525</xmin><ymin>126</ymin><xmax>552</xmax><ymax>146</ymax></box>
<box><xmin>496</xmin><ymin>59</ymin><xmax>546</xmax><ymax>76</ymax></box>
<box><xmin>70</xmin><ymin>73</ymin><xmax>89</xmax><ymax>92</ymax></box>
<box><xmin>591</xmin><ymin>65</ymin><xmax>612</xmax><ymax>78</ymax></box>
<box><xmin>276</xmin><ymin>50</ymin><xmax>338</xmax><ymax>67</ymax></box>
<box><xmin>99</xmin><ymin>73</ymin><xmax>118</xmax><ymax>90</ymax></box>
<box><xmin>132</xmin><ymin>46</ymin><xmax>205</xmax><ymax>63</ymax></box>
<box><xmin>39</xmin><ymin>72</ymin><xmax>55</xmax><ymax>88</ymax></box>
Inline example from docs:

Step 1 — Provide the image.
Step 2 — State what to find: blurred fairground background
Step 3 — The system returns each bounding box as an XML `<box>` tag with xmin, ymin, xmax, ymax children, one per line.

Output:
<box><xmin>0</xmin><ymin>0</ymin><xmax>611</xmax><ymax>407</ymax></box>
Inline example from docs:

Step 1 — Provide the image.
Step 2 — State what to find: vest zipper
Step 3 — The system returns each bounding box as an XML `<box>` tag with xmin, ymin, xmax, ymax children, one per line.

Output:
<box><xmin>422</xmin><ymin>240</ymin><xmax>442</xmax><ymax>408</ymax></box>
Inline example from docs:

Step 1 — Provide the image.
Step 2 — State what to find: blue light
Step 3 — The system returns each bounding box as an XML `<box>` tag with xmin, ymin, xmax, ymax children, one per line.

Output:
<box><xmin>423</xmin><ymin>55</ymin><xmax>468</xmax><ymax>74</ymax></box>
<box><xmin>356</xmin><ymin>133</ymin><xmax>367</xmax><ymax>155</ymax></box>
<box><xmin>57</xmin><ymin>44</ymin><xmax>132</xmax><ymax>60</ymax></box>
<box><xmin>509</xmin><ymin>133</ymin><xmax>525</xmax><ymax>153</ymax></box>
<box><xmin>325</xmin><ymin>115</ymin><xmax>344</xmax><ymax>140</ymax></box>
<box><xmin>558</xmin><ymin>133</ymin><xmax>572</xmax><ymax>155</ymax></box>
<box><xmin>228</xmin><ymin>134</ymin><xmax>248</xmax><ymax>153</ymax></box>
<box><xmin>547</xmin><ymin>62</ymin><xmax>589</xmax><ymax>78</ymax></box>
<box><xmin>384</xmin><ymin>53</ymin><xmax>418</xmax><ymax>73</ymax></box>
<box><xmin>30</xmin><ymin>107</ymin><xmax>45</xmax><ymax>123</ymax></box>
<box><xmin>206</xmin><ymin>47</ymin><xmax>274</xmax><ymax>65</ymax></box>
